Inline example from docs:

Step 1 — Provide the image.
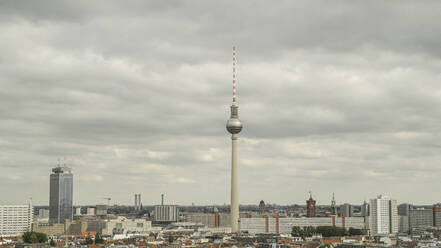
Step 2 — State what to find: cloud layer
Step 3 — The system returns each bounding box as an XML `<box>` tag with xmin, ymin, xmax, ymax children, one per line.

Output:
<box><xmin>1</xmin><ymin>0</ymin><xmax>441</xmax><ymax>205</ymax></box>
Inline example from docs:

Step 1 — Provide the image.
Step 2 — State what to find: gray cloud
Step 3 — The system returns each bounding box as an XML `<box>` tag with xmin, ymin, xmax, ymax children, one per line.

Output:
<box><xmin>1</xmin><ymin>0</ymin><xmax>441</xmax><ymax>206</ymax></box>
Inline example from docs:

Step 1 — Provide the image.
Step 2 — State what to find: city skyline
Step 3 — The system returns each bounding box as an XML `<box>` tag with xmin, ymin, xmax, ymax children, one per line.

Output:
<box><xmin>2</xmin><ymin>1</ymin><xmax>441</xmax><ymax>205</ymax></box>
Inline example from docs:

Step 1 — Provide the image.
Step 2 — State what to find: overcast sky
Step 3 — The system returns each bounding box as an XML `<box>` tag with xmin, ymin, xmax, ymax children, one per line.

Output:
<box><xmin>1</xmin><ymin>0</ymin><xmax>441</xmax><ymax>206</ymax></box>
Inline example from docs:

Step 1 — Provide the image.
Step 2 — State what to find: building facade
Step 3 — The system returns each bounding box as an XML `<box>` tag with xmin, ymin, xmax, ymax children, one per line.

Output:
<box><xmin>0</xmin><ymin>202</ymin><xmax>33</xmax><ymax>237</ymax></box>
<box><xmin>154</xmin><ymin>205</ymin><xmax>178</xmax><ymax>222</ymax></box>
<box><xmin>340</xmin><ymin>204</ymin><xmax>353</xmax><ymax>217</ymax></box>
<box><xmin>240</xmin><ymin>217</ymin><xmax>365</xmax><ymax>234</ymax></box>
<box><xmin>306</xmin><ymin>194</ymin><xmax>316</xmax><ymax>218</ymax></box>
<box><xmin>369</xmin><ymin>195</ymin><xmax>398</xmax><ymax>236</ymax></box>
<box><xmin>408</xmin><ymin>208</ymin><xmax>433</xmax><ymax>230</ymax></box>
<box><xmin>103</xmin><ymin>217</ymin><xmax>152</xmax><ymax>235</ymax></box>
<box><xmin>49</xmin><ymin>165</ymin><xmax>73</xmax><ymax>224</ymax></box>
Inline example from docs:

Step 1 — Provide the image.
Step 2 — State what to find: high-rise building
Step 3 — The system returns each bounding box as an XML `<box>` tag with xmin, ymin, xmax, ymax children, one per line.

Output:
<box><xmin>0</xmin><ymin>201</ymin><xmax>33</xmax><ymax>237</ymax></box>
<box><xmin>340</xmin><ymin>203</ymin><xmax>353</xmax><ymax>217</ymax></box>
<box><xmin>306</xmin><ymin>192</ymin><xmax>316</xmax><ymax>218</ymax></box>
<box><xmin>369</xmin><ymin>195</ymin><xmax>398</xmax><ymax>235</ymax></box>
<box><xmin>433</xmin><ymin>206</ymin><xmax>441</xmax><ymax>227</ymax></box>
<box><xmin>408</xmin><ymin>208</ymin><xmax>433</xmax><ymax>229</ymax></box>
<box><xmin>259</xmin><ymin>200</ymin><xmax>265</xmax><ymax>214</ymax></box>
<box><xmin>361</xmin><ymin>200</ymin><xmax>369</xmax><ymax>217</ymax></box>
<box><xmin>398</xmin><ymin>203</ymin><xmax>412</xmax><ymax>216</ymax></box>
<box><xmin>331</xmin><ymin>193</ymin><xmax>337</xmax><ymax>215</ymax></box>
<box><xmin>226</xmin><ymin>46</ymin><xmax>243</xmax><ymax>232</ymax></box>
<box><xmin>49</xmin><ymin>165</ymin><xmax>73</xmax><ymax>224</ymax></box>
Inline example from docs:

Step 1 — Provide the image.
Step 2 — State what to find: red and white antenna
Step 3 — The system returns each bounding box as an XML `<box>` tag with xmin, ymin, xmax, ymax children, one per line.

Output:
<box><xmin>232</xmin><ymin>46</ymin><xmax>237</xmax><ymax>105</ymax></box>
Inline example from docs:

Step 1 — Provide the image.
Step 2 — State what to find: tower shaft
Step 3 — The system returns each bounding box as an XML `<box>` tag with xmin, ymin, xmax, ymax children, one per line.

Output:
<box><xmin>231</xmin><ymin>134</ymin><xmax>239</xmax><ymax>232</ymax></box>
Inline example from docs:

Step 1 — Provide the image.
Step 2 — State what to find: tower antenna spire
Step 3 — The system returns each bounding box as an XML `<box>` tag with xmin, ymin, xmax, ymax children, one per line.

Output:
<box><xmin>232</xmin><ymin>46</ymin><xmax>237</xmax><ymax>105</ymax></box>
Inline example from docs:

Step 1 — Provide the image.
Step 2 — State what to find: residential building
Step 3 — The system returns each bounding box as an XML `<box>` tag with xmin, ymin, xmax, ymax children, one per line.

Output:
<box><xmin>0</xmin><ymin>202</ymin><xmax>33</xmax><ymax>237</ymax></box>
<box><xmin>369</xmin><ymin>195</ymin><xmax>398</xmax><ymax>235</ymax></box>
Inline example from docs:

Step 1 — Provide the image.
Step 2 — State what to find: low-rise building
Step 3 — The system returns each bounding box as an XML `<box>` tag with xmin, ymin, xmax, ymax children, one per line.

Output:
<box><xmin>240</xmin><ymin>217</ymin><xmax>365</xmax><ymax>234</ymax></box>
<box><xmin>102</xmin><ymin>217</ymin><xmax>152</xmax><ymax>236</ymax></box>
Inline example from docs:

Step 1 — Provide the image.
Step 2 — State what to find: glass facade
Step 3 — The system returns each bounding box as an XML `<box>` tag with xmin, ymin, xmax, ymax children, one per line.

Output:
<box><xmin>49</xmin><ymin>166</ymin><xmax>73</xmax><ymax>224</ymax></box>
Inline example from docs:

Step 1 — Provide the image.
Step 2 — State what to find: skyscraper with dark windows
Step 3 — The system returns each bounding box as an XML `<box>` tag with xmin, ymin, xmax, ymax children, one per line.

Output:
<box><xmin>49</xmin><ymin>165</ymin><xmax>73</xmax><ymax>224</ymax></box>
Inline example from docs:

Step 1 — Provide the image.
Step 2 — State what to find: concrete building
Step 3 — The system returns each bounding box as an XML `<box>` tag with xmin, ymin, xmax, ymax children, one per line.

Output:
<box><xmin>408</xmin><ymin>208</ymin><xmax>433</xmax><ymax>230</ymax></box>
<box><xmin>154</xmin><ymin>205</ymin><xmax>178</xmax><ymax>222</ymax></box>
<box><xmin>0</xmin><ymin>202</ymin><xmax>33</xmax><ymax>237</ymax></box>
<box><xmin>96</xmin><ymin>205</ymin><xmax>108</xmax><ymax>217</ymax></box>
<box><xmin>399</xmin><ymin>215</ymin><xmax>409</xmax><ymax>233</ymax></box>
<box><xmin>49</xmin><ymin>165</ymin><xmax>73</xmax><ymax>224</ymax></box>
<box><xmin>38</xmin><ymin>209</ymin><xmax>49</xmax><ymax>219</ymax></box>
<box><xmin>184</xmin><ymin>213</ymin><xmax>231</xmax><ymax>228</ymax></box>
<box><xmin>87</xmin><ymin>208</ymin><xmax>95</xmax><ymax>216</ymax></box>
<box><xmin>240</xmin><ymin>217</ymin><xmax>365</xmax><ymax>234</ymax></box>
<box><xmin>361</xmin><ymin>201</ymin><xmax>369</xmax><ymax>217</ymax></box>
<box><xmin>306</xmin><ymin>193</ymin><xmax>316</xmax><ymax>218</ymax></box>
<box><xmin>433</xmin><ymin>206</ymin><xmax>441</xmax><ymax>227</ymax></box>
<box><xmin>340</xmin><ymin>203</ymin><xmax>353</xmax><ymax>217</ymax></box>
<box><xmin>398</xmin><ymin>203</ymin><xmax>412</xmax><ymax>216</ymax></box>
<box><xmin>103</xmin><ymin>217</ymin><xmax>152</xmax><ymax>236</ymax></box>
<box><xmin>226</xmin><ymin>46</ymin><xmax>243</xmax><ymax>233</ymax></box>
<box><xmin>369</xmin><ymin>195</ymin><xmax>398</xmax><ymax>236</ymax></box>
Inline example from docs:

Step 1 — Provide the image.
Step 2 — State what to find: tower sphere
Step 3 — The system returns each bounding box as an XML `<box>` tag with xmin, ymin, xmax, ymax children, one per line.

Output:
<box><xmin>226</xmin><ymin>118</ymin><xmax>243</xmax><ymax>134</ymax></box>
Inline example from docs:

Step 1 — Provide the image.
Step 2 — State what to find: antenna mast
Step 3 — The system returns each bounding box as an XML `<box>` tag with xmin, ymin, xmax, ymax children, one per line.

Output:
<box><xmin>232</xmin><ymin>46</ymin><xmax>237</xmax><ymax>105</ymax></box>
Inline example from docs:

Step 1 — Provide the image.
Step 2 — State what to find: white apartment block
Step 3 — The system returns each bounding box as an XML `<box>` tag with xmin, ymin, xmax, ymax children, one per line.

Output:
<box><xmin>369</xmin><ymin>195</ymin><xmax>398</xmax><ymax>236</ymax></box>
<box><xmin>0</xmin><ymin>203</ymin><xmax>33</xmax><ymax>237</ymax></box>
<box><xmin>240</xmin><ymin>217</ymin><xmax>365</xmax><ymax>234</ymax></box>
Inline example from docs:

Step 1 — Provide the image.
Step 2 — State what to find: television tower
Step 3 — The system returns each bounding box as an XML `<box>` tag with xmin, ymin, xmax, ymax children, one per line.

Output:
<box><xmin>226</xmin><ymin>46</ymin><xmax>243</xmax><ymax>232</ymax></box>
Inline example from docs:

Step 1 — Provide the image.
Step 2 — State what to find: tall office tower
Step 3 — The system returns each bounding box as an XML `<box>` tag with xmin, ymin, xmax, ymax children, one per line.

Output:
<box><xmin>49</xmin><ymin>164</ymin><xmax>73</xmax><ymax>224</ymax></box>
<box><xmin>259</xmin><ymin>200</ymin><xmax>265</xmax><ymax>214</ymax></box>
<box><xmin>340</xmin><ymin>203</ymin><xmax>353</xmax><ymax>217</ymax></box>
<box><xmin>331</xmin><ymin>193</ymin><xmax>337</xmax><ymax>215</ymax></box>
<box><xmin>226</xmin><ymin>46</ymin><xmax>243</xmax><ymax>232</ymax></box>
<box><xmin>398</xmin><ymin>203</ymin><xmax>412</xmax><ymax>216</ymax></box>
<box><xmin>361</xmin><ymin>200</ymin><xmax>369</xmax><ymax>217</ymax></box>
<box><xmin>306</xmin><ymin>192</ymin><xmax>317</xmax><ymax>218</ymax></box>
<box><xmin>369</xmin><ymin>195</ymin><xmax>398</xmax><ymax>235</ymax></box>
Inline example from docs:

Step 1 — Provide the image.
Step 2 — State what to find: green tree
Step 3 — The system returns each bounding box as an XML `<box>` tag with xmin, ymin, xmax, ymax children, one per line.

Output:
<box><xmin>168</xmin><ymin>235</ymin><xmax>174</xmax><ymax>243</ymax></box>
<box><xmin>348</xmin><ymin>228</ymin><xmax>363</xmax><ymax>235</ymax></box>
<box><xmin>29</xmin><ymin>233</ymin><xmax>39</xmax><ymax>243</ymax></box>
<box><xmin>85</xmin><ymin>235</ymin><xmax>93</xmax><ymax>245</ymax></box>
<box><xmin>316</xmin><ymin>226</ymin><xmax>348</xmax><ymax>237</ymax></box>
<box><xmin>95</xmin><ymin>233</ymin><xmax>104</xmax><ymax>244</ymax></box>
<box><xmin>36</xmin><ymin>232</ymin><xmax>47</xmax><ymax>243</ymax></box>
<box><xmin>49</xmin><ymin>238</ymin><xmax>56</xmax><ymax>247</ymax></box>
